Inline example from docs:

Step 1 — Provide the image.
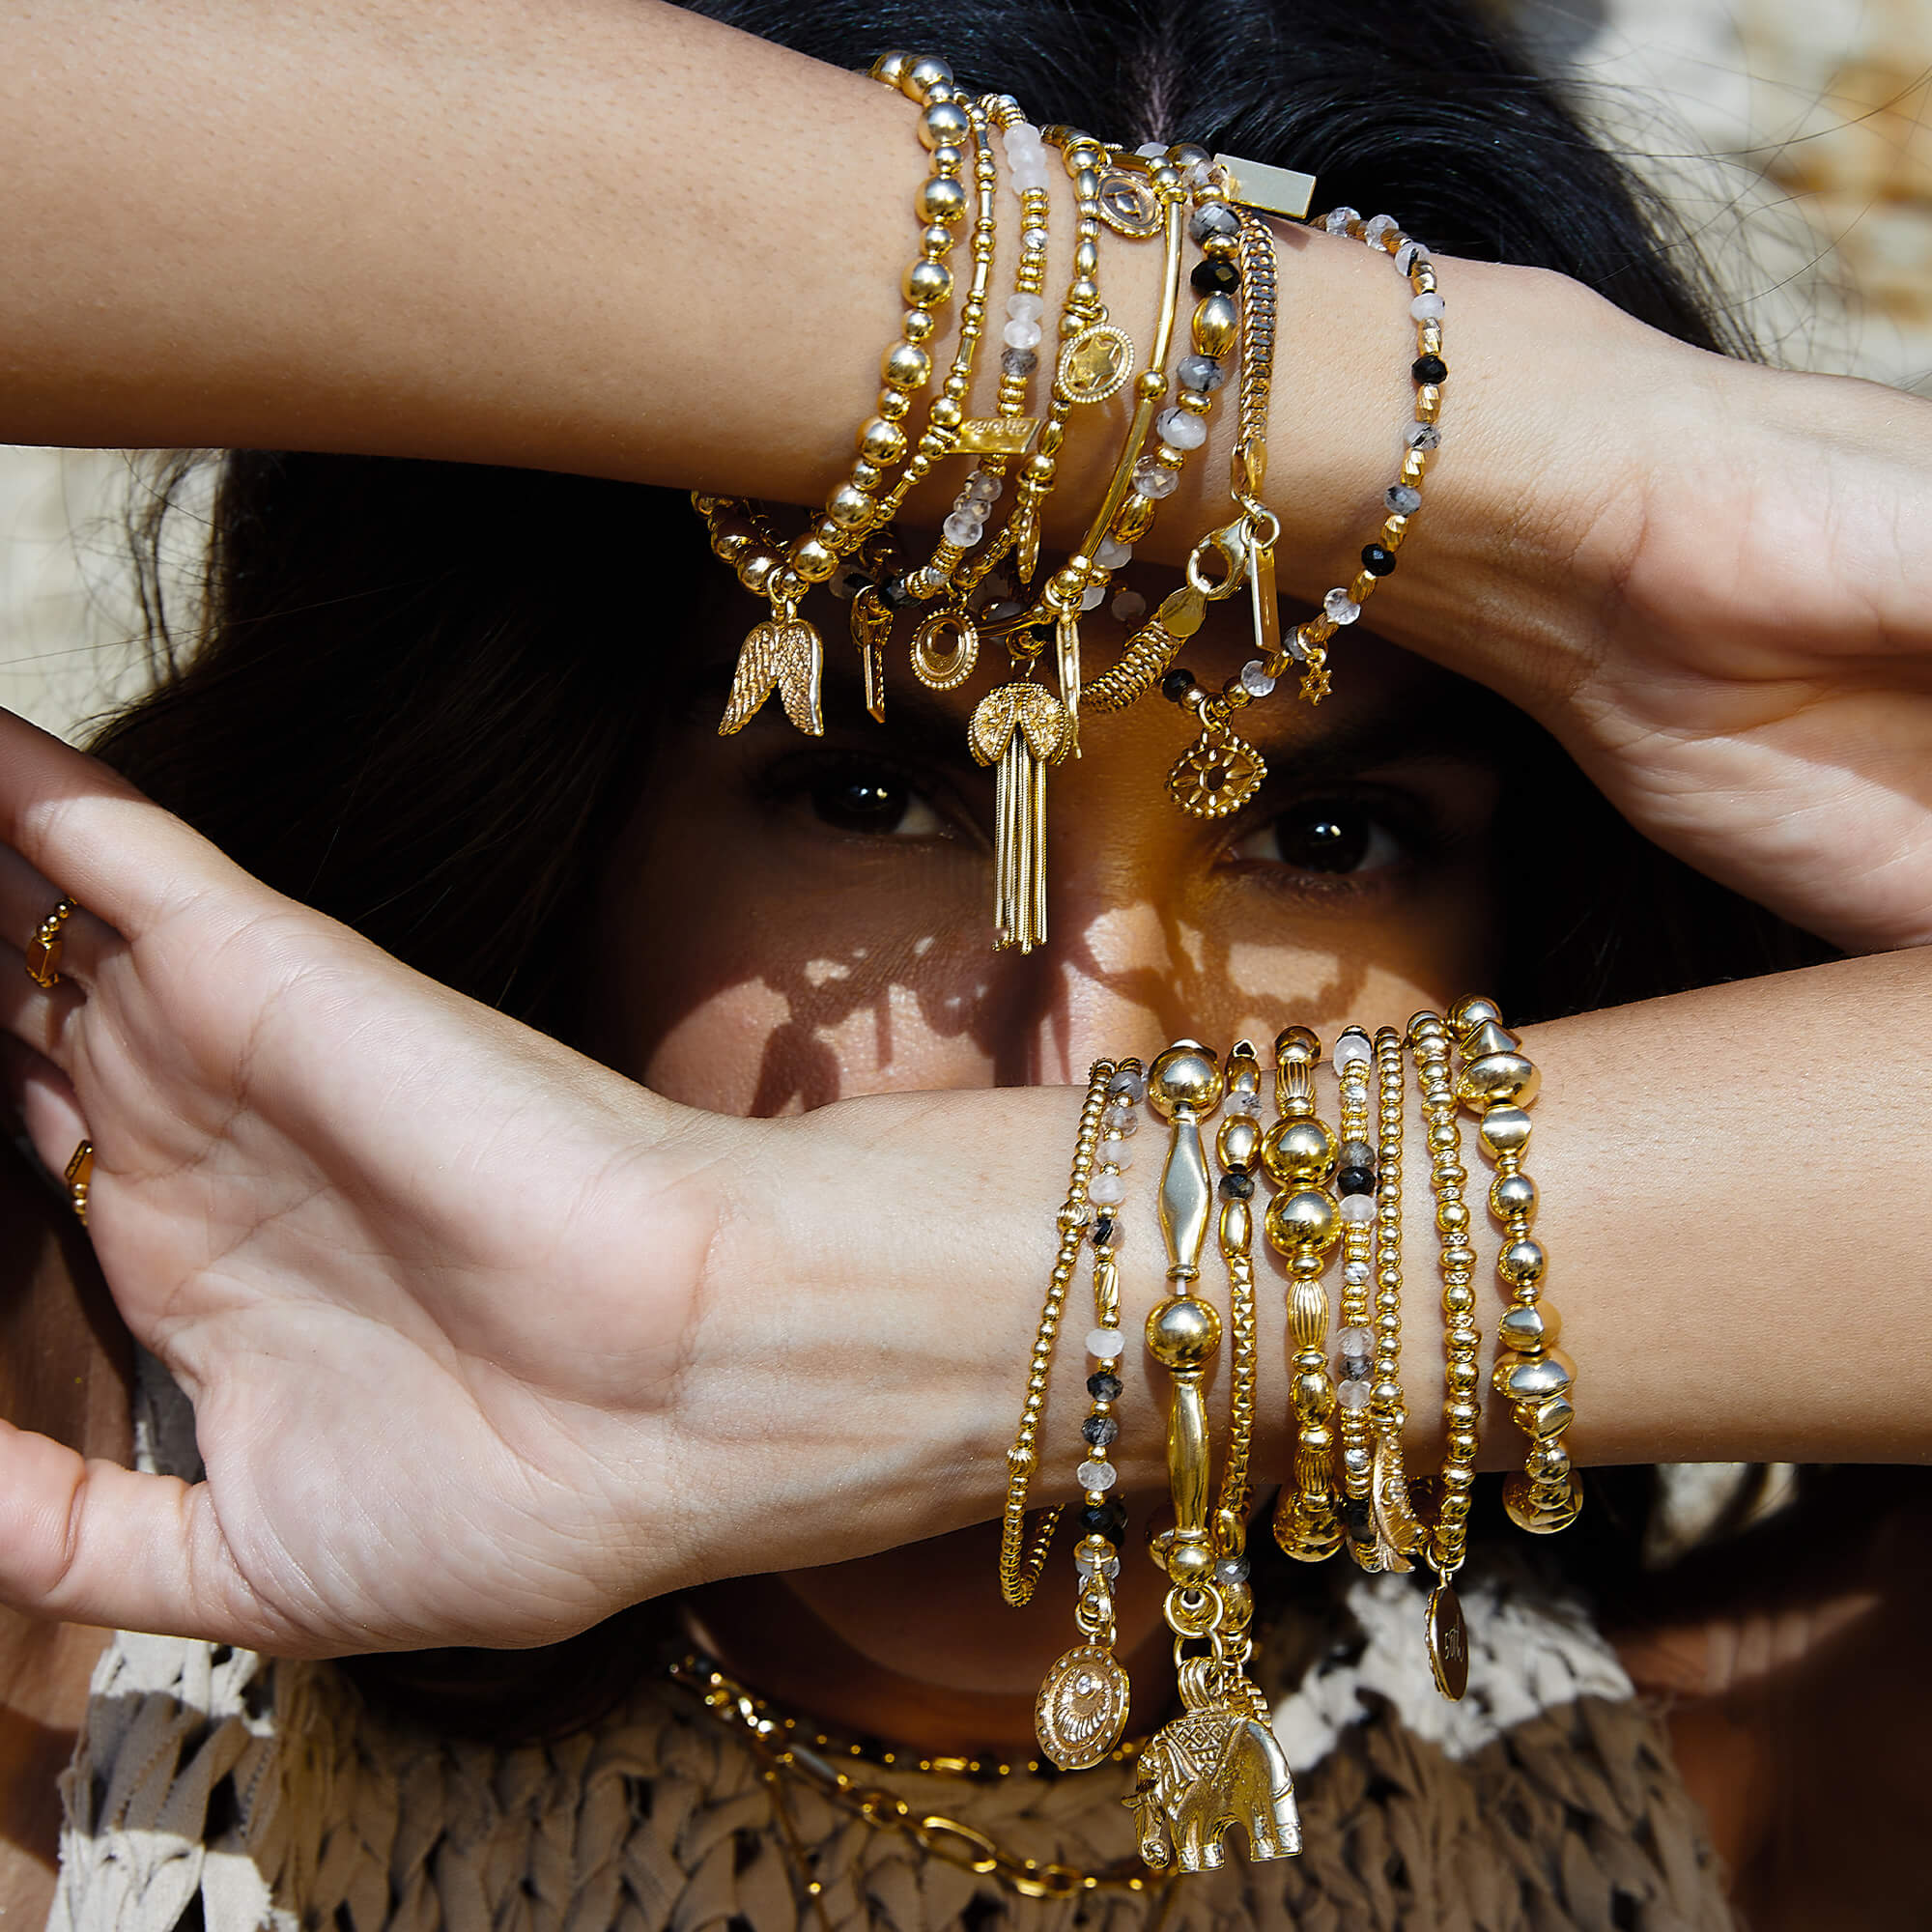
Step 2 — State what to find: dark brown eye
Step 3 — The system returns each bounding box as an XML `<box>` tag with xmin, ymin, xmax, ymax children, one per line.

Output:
<box><xmin>805</xmin><ymin>763</ymin><xmax>945</xmax><ymax>838</ymax></box>
<box><xmin>1234</xmin><ymin>798</ymin><xmax>1403</xmax><ymax>875</ymax></box>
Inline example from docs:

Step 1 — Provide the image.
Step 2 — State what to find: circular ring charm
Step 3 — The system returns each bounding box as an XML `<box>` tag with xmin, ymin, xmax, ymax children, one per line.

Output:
<box><xmin>1057</xmin><ymin>325</ymin><xmax>1136</xmax><ymax>406</ymax></box>
<box><xmin>1094</xmin><ymin>170</ymin><xmax>1164</xmax><ymax>238</ymax></box>
<box><xmin>910</xmin><ymin>610</ymin><xmax>980</xmax><ymax>690</ymax></box>
<box><xmin>1167</xmin><ymin>731</ymin><xmax>1266</xmax><ymax>818</ymax></box>
<box><xmin>1035</xmin><ymin>1642</ymin><xmax>1132</xmax><ymax>1770</ymax></box>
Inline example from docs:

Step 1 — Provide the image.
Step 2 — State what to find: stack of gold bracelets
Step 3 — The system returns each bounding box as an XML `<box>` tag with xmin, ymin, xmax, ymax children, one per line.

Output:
<box><xmin>696</xmin><ymin>51</ymin><xmax>1448</xmax><ymax>953</ymax></box>
<box><xmin>1000</xmin><ymin>1001</ymin><xmax>1577</xmax><ymax>1876</ymax></box>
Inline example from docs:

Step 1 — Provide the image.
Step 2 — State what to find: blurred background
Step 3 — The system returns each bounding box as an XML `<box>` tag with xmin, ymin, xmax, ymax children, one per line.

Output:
<box><xmin>3</xmin><ymin>0</ymin><xmax>1929</xmax><ymax>742</ymax></box>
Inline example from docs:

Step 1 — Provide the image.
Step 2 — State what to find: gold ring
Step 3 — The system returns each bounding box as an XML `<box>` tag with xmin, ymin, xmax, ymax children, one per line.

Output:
<box><xmin>25</xmin><ymin>897</ymin><xmax>77</xmax><ymax>988</ymax></box>
<box><xmin>64</xmin><ymin>1140</ymin><xmax>93</xmax><ymax>1226</ymax></box>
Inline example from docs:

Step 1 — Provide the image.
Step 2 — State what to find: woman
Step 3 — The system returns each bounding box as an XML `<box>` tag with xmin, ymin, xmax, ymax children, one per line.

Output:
<box><xmin>2</xmin><ymin>0</ymin><xmax>1931</xmax><ymax>1925</ymax></box>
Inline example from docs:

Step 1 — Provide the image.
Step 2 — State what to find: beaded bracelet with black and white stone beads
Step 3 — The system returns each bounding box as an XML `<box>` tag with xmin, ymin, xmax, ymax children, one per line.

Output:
<box><xmin>1271</xmin><ymin>209</ymin><xmax>1446</xmax><ymax>706</ymax></box>
<box><xmin>1448</xmin><ymin>997</ymin><xmax>1585</xmax><ymax>1536</ymax></box>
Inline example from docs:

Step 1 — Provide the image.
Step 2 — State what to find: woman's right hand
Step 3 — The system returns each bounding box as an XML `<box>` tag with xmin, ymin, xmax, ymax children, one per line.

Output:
<box><xmin>0</xmin><ymin>703</ymin><xmax>754</xmax><ymax>1654</ymax></box>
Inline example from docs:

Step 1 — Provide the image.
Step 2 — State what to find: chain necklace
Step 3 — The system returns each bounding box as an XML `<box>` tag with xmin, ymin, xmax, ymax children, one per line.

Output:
<box><xmin>667</xmin><ymin>1654</ymin><xmax>1179</xmax><ymax>1919</ymax></box>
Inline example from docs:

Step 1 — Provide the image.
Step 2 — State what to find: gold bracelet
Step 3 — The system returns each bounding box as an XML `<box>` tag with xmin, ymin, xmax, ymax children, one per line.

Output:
<box><xmin>1134</xmin><ymin>1039</ymin><xmax>1300</xmax><ymax>1874</ymax></box>
<box><xmin>1264</xmin><ymin>1026</ymin><xmax>1346</xmax><ymax>1563</ymax></box>
<box><xmin>1035</xmin><ymin>1059</ymin><xmax>1142</xmax><ymax>1770</ymax></box>
<box><xmin>999</xmin><ymin>1060</ymin><xmax>1114</xmax><ymax>1608</ymax></box>
<box><xmin>1368</xmin><ymin>1025</ymin><xmax>1427</xmax><ymax>1570</ymax></box>
<box><xmin>1283</xmin><ymin>210</ymin><xmax>1445</xmax><ymax>704</ymax></box>
<box><xmin>1407</xmin><ymin>1009</ymin><xmax>1480</xmax><ymax>1700</ymax></box>
<box><xmin>1328</xmin><ymin>1027</ymin><xmax>1379</xmax><ymax>1564</ymax></box>
<box><xmin>1212</xmin><ymin>1040</ymin><xmax>1264</xmax><ymax>1550</ymax></box>
<box><xmin>1450</xmin><ymin>998</ymin><xmax>1583</xmax><ymax>1535</ymax></box>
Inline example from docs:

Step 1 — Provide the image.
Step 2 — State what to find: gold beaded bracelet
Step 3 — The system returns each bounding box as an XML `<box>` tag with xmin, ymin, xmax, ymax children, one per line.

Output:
<box><xmin>1328</xmin><ymin>1027</ymin><xmax>1380</xmax><ymax>1565</ymax></box>
<box><xmin>1449</xmin><ymin>998</ymin><xmax>1584</xmax><ymax>1536</ymax></box>
<box><xmin>999</xmin><ymin>1060</ymin><xmax>1115</xmax><ymax>1608</ymax></box>
<box><xmin>1407</xmin><ymin>1009</ymin><xmax>1480</xmax><ymax>1700</ymax></box>
<box><xmin>1264</xmin><ymin>1026</ymin><xmax>1346</xmax><ymax>1564</ymax></box>
<box><xmin>1368</xmin><ymin>1025</ymin><xmax>1427</xmax><ymax>1569</ymax></box>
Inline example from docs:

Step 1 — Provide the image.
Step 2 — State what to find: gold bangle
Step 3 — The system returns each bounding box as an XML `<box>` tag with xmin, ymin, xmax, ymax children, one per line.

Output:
<box><xmin>998</xmin><ymin>1059</ymin><xmax>1115</xmax><ymax>1608</ymax></box>
<box><xmin>1408</xmin><ymin>1009</ymin><xmax>1480</xmax><ymax>1700</ymax></box>
<box><xmin>1450</xmin><ymin>997</ymin><xmax>1583</xmax><ymax>1535</ymax></box>
<box><xmin>1368</xmin><ymin>1026</ymin><xmax>1427</xmax><ymax>1570</ymax></box>
<box><xmin>1212</xmin><ymin>1041</ymin><xmax>1264</xmax><ymax>1548</ymax></box>
<box><xmin>1264</xmin><ymin>1026</ymin><xmax>1345</xmax><ymax>1563</ymax></box>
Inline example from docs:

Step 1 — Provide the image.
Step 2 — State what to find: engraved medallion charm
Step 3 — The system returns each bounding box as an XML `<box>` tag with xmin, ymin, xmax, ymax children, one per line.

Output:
<box><xmin>1426</xmin><ymin>1580</ymin><xmax>1469</xmax><ymax>1701</ymax></box>
<box><xmin>1036</xmin><ymin>1643</ymin><xmax>1132</xmax><ymax>1771</ymax></box>
<box><xmin>1124</xmin><ymin>1662</ymin><xmax>1301</xmax><ymax>1872</ymax></box>
<box><xmin>720</xmin><ymin>611</ymin><xmax>825</xmax><ymax>737</ymax></box>
<box><xmin>1167</xmin><ymin>730</ymin><xmax>1265</xmax><ymax>819</ymax></box>
<box><xmin>1095</xmin><ymin>171</ymin><xmax>1164</xmax><ymax>238</ymax></box>
<box><xmin>1057</xmin><ymin>326</ymin><xmax>1136</xmax><ymax>406</ymax></box>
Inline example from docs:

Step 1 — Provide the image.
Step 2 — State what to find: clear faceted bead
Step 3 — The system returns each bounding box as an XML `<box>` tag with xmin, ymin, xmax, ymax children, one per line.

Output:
<box><xmin>1324</xmin><ymin>588</ymin><xmax>1362</xmax><ymax>625</ymax></box>
<box><xmin>1077</xmin><ymin>1458</ymin><xmax>1118</xmax><ymax>1491</ymax></box>
<box><xmin>1096</xmin><ymin>537</ymin><xmax>1133</xmax><ymax>569</ymax></box>
<box><xmin>1154</xmin><ymin>407</ymin><xmax>1207</xmax><ymax>451</ymax></box>
<box><xmin>1086</xmin><ymin>1326</ymin><xmax>1125</xmax><ymax>1361</ymax></box>
<box><xmin>1098</xmin><ymin>1136</ymin><xmax>1134</xmax><ymax>1169</ymax></box>
<box><xmin>1385</xmin><ymin>484</ymin><xmax>1423</xmax><ymax>516</ymax></box>
<box><xmin>1109</xmin><ymin>1068</ymin><xmax>1148</xmax><ymax>1102</ymax></box>
<box><xmin>1007</xmin><ymin>292</ymin><xmax>1045</xmax><ymax>323</ymax></box>
<box><xmin>1089</xmin><ymin>1171</ymin><xmax>1126</xmax><ymax>1206</ymax></box>
<box><xmin>1362</xmin><ymin>213</ymin><xmax>1400</xmax><ymax>244</ymax></box>
<box><xmin>943</xmin><ymin>511</ymin><xmax>984</xmax><ymax>547</ymax></box>
<box><xmin>1410</xmin><ymin>292</ymin><xmax>1446</xmax><ymax>322</ymax></box>
<box><xmin>1405</xmin><ymin>420</ymin><xmax>1442</xmax><ymax>451</ymax></box>
<box><xmin>1336</xmin><ymin>1325</ymin><xmax>1376</xmax><ymax>1358</ymax></box>
<box><xmin>1322</xmin><ymin>206</ymin><xmax>1361</xmax><ymax>234</ymax></box>
<box><xmin>1111</xmin><ymin>589</ymin><xmax>1147</xmax><ymax>623</ymax></box>
<box><xmin>1133</xmin><ymin>462</ymin><xmax>1179</xmax><ymax>499</ymax></box>
<box><xmin>1337</xmin><ymin>1378</ymin><xmax>1373</xmax><ymax>1412</ymax></box>
<box><xmin>1239</xmin><ymin>660</ymin><xmax>1276</xmax><ymax>697</ymax></box>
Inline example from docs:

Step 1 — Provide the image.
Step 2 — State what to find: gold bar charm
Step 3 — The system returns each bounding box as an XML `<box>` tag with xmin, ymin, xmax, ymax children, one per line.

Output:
<box><xmin>954</xmin><ymin>417</ymin><xmax>1042</xmax><ymax>457</ymax></box>
<box><xmin>1248</xmin><ymin>533</ymin><xmax>1281</xmax><ymax>665</ymax></box>
<box><xmin>1215</xmin><ymin>155</ymin><xmax>1317</xmax><ymax>220</ymax></box>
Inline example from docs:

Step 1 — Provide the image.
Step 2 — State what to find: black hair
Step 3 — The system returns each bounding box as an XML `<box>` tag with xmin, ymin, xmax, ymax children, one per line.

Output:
<box><xmin>92</xmin><ymin>0</ymin><xmax>1834</xmax><ymax>1737</ymax></box>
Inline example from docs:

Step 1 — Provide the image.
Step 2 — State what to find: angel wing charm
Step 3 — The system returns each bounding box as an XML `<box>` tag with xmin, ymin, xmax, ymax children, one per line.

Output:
<box><xmin>719</xmin><ymin>612</ymin><xmax>825</xmax><ymax>737</ymax></box>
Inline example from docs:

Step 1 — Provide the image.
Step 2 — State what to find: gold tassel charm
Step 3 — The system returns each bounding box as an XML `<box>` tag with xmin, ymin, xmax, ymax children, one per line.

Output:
<box><xmin>719</xmin><ymin>603</ymin><xmax>824</xmax><ymax>737</ymax></box>
<box><xmin>970</xmin><ymin>681</ymin><xmax>1068</xmax><ymax>952</ymax></box>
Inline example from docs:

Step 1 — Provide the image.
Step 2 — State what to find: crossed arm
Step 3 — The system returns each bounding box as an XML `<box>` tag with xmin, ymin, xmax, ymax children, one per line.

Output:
<box><xmin>0</xmin><ymin>0</ymin><xmax>1929</xmax><ymax>1654</ymax></box>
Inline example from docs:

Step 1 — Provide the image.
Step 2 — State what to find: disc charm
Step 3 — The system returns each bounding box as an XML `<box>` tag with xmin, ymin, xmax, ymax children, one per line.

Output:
<box><xmin>1057</xmin><ymin>325</ymin><xmax>1136</xmax><ymax>406</ymax></box>
<box><xmin>1036</xmin><ymin>1643</ymin><xmax>1131</xmax><ymax>1770</ymax></box>
<box><xmin>1426</xmin><ymin>1581</ymin><xmax>1469</xmax><ymax>1701</ymax></box>
<box><xmin>1167</xmin><ymin>731</ymin><xmax>1265</xmax><ymax>818</ymax></box>
<box><xmin>1095</xmin><ymin>170</ymin><xmax>1163</xmax><ymax>238</ymax></box>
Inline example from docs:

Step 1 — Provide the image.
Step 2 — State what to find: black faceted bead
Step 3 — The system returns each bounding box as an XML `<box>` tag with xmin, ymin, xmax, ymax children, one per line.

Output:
<box><xmin>1218</xmin><ymin>1170</ymin><xmax>1256</xmax><ymax>1200</ymax></box>
<box><xmin>1360</xmin><ymin>544</ymin><xmax>1398</xmax><ymax>577</ymax></box>
<box><xmin>1412</xmin><ymin>354</ymin><xmax>1448</xmax><ymax>385</ymax></box>
<box><xmin>1086</xmin><ymin>1371</ymin><xmax>1123</xmax><ymax>1404</ymax></box>
<box><xmin>1337</xmin><ymin>1165</ymin><xmax>1376</xmax><ymax>1196</ymax></box>
<box><xmin>1342</xmin><ymin>1496</ymin><xmax>1374</xmax><ymax>1538</ymax></box>
<box><xmin>1093</xmin><ymin>1214</ymin><xmax>1117</xmax><ymax>1248</ymax></box>
<box><xmin>1190</xmin><ymin>257</ymin><xmax>1240</xmax><ymax>297</ymax></box>
<box><xmin>1080</xmin><ymin>1498</ymin><xmax>1128</xmax><ymax>1540</ymax></box>
<box><xmin>1161</xmin><ymin>668</ymin><xmax>1197</xmax><ymax>704</ymax></box>
<box><xmin>879</xmin><ymin>574</ymin><xmax>916</xmax><ymax>610</ymax></box>
<box><xmin>1082</xmin><ymin>1412</ymin><xmax>1121</xmax><ymax>1448</ymax></box>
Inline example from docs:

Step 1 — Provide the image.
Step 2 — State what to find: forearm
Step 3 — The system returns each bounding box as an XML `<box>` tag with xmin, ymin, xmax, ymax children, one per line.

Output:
<box><xmin>704</xmin><ymin>950</ymin><xmax>1932</xmax><ymax>1577</ymax></box>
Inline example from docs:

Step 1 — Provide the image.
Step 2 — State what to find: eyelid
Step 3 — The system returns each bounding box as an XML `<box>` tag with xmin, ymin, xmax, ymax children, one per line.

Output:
<box><xmin>758</xmin><ymin>744</ymin><xmax>972</xmax><ymax>843</ymax></box>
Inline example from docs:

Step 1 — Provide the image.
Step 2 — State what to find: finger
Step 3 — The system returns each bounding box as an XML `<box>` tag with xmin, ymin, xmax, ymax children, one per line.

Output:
<box><xmin>1</xmin><ymin>1033</ymin><xmax>90</xmax><ymax>1194</ymax></box>
<box><xmin>0</xmin><ymin>944</ymin><xmax>88</xmax><ymax>1068</ymax></box>
<box><xmin>0</xmin><ymin>1423</ymin><xmax>287</xmax><ymax>1651</ymax></box>
<box><xmin>0</xmin><ymin>843</ymin><xmax>121</xmax><ymax>987</ymax></box>
<box><xmin>0</xmin><ymin>706</ymin><xmax>265</xmax><ymax>944</ymax></box>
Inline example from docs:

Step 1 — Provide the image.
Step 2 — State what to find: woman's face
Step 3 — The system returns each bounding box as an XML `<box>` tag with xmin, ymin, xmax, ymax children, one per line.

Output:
<box><xmin>592</xmin><ymin>588</ymin><xmax>1505</xmax><ymax>1107</ymax></box>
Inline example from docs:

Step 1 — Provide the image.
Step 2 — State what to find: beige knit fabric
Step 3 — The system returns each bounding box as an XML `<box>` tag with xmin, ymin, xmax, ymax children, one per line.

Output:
<box><xmin>49</xmin><ymin>1558</ymin><xmax>1734</xmax><ymax>1932</ymax></box>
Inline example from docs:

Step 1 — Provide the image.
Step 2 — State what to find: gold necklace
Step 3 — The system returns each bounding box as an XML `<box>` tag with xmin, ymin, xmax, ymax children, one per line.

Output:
<box><xmin>667</xmin><ymin>1655</ymin><xmax>1171</xmax><ymax>1912</ymax></box>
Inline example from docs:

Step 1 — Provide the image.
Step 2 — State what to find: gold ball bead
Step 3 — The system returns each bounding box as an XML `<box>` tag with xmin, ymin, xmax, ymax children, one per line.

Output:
<box><xmin>1480</xmin><ymin>1105</ymin><xmax>1533</xmax><ymax>1157</ymax></box>
<box><xmin>1165</xmin><ymin>1538</ymin><xmax>1216</xmax><ymax>1585</ymax></box>
<box><xmin>1191</xmin><ymin>294</ymin><xmax>1238</xmax><ymax>356</ymax></box>
<box><xmin>882</xmin><ymin>341</ymin><xmax>932</xmax><ymax>392</ymax></box>
<box><xmin>1455</xmin><ymin>1052</ymin><xmax>1541</xmax><ymax>1110</ymax></box>
<box><xmin>902</xmin><ymin>309</ymin><xmax>935</xmax><ymax>345</ymax></box>
<box><xmin>851</xmin><ymin>460</ymin><xmax>883</xmax><ymax>491</ymax></box>
<box><xmin>921</xmin><ymin>223</ymin><xmax>955</xmax><ymax>257</ymax></box>
<box><xmin>736</xmin><ymin>553</ymin><xmax>778</xmax><ymax>593</ymax></box>
<box><xmin>1443</xmin><ymin>1282</ymin><xmax>1476</xmax><ymax>1315</ymax></box>
<box><xmin>859</xmin><ymin>417</ymin><xmax>908</xmax><ymax>466</ymax></box>
<box><xmin>1447</xmin><ymin>1429</ymin><xmax>1479</xmax><ymax>1461</ymax></box>
<box><xmin>1262</xmin><ymin>1117</ymin><xmax>1336</xmax><ymax>1186</ymax></box>
<box><xmin>919</xmin><ymin>99</ymin><xmax>972</xmax><ymax>149</ymax></box>
<box><xmin>877</xmin><ymin>389</ymin><xmax>911</xmax><ymax>422</ymax></box>
<box><xmin>1407</xmin><ymin>1010</ymin><xmax>1446</xmax><ymax>1042</ymax></box>
<box><xmin>1499</xmin><ymin>1237</ymin><xmax>1547</xmax><ymax>1288</ymax></box>
<box><xmin>827</xmin><ymin>484</ymin><xmax>875</xmax><ymax>530</ymax></box>
<box><xmin>1265</xmin><ymin>1187</ymin><xmax>1340</xmax><ymax>1256</ymax></box>
<box><xmin>929</xmin><ymin>397</ymin><xmax>965</xmax><ymax>430</ymax></box>
<box><xmin>1147</xmin><ymin>1042</ymin><xmax>1223</xmax><ymax>1120</ymax></box>
<box><xmin>919</xmin><ymin>175</ymin><xmax>969</xmax><ymax>225</ymax></box>
<box><xmin>1435</xmin><ymin>1200</ymin><xmax>1470</xmax><ymax>1234</ymax></box>
<box><xmin>1217</xmin><ymin>1114</ymin><xmax>1260</xmax><ymax>1170</ymax></box>
<box><xmin>904</xmin><ymin>54</ymin><xmax>954</xmax><ymax>100</ymax></box>
<box><xmin>1292</xmin><ymin>1370</ymin><xmax>1335</xmax><ymax>1419</ymax></box>
<box><xmin>792</xmin><ymin>538</ymin><xmax>838</xmax><ymax>584</ymax></box>
<box><xmin>711</xmin><ymin>526</ymin><xmax>753</xmax><ymax>564</ymax></box>
<box><xmin>1492</xmin><ymin>1172</ymin><xmax>1537</xmax><ymax>1220</ymax></box>
<box><xmin>871</xmin><ymin>49</ymin><xmax>911</xmax><ymax>88</ymax></box>
<box><xmin>1448</xmin><ymin>993</ymin><xmax>1504</xmax><ymax>1036</ymax></box>
<box><xmin>1273</xmin><ymin>1023</ymin><xmax>1320</xmax><ymax>1066</ymax></box>
<box><xmin>1135</xmin><ymin>369</ymin><xmax>1167</xmax><ymax>402</ymax></box>
<box><xmin>1146</xmin><ymin>1294</ymin><xmax>1222</xmax><ymax>1368</ymax></box>
<box><xmin>904</xmin><ymin>258</ymin><xmax>952</xmax><ymax>307</ymax></box>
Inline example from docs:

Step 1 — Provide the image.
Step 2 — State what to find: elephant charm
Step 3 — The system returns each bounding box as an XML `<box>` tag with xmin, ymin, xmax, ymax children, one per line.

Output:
<box><xmin>1123</xmin><ymin>1680</ymin><xmax>1301</xmax><ymax>1872</ymax></box>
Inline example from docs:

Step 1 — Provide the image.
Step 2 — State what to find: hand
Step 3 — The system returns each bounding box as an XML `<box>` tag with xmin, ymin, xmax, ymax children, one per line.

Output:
<box><xmin>1457</xmin><ymin>281</ymin><xmax>1932</xmax><ymax>955</ymax></box>
<box><xmin>0</xmin><ymin>705</ymin><xmax>739</xmax><ymax>1654</ymax></box>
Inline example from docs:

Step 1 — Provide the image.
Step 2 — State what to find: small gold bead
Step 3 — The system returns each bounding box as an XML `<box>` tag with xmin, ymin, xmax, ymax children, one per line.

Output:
<box><xmin>919</xmin><ymin>176</ymin><xmax>969</xmax><ymax>225</ymax></box>
<box><xmin>859</xmin><ymin>417</ymin><xmax>907</xmax><ymax>465</ymax></box>
<box><xmin>876</xmin><ymin>389</ymin><xmax>911</xmax><ymax>422</ymax></box>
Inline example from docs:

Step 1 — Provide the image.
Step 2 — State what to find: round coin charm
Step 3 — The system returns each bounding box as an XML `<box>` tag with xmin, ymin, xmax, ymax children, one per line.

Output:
<box><xmin>1426</xmin><ymin>1581</ymin><xmax>1469</xmax><ymax>1701</ymax></box>
<box><xmin>1167</xmin><ymin>731</ymin><xmax>1265</xmax><ymax>818</ymax></box>
<box><xmin>1057</xmin><ymin>325</ymin><xmax>1136</xmax><ymax>406</ymax></box>
<box><xmin>909</xmin><ymin>609</ymin><xmax>979</xmax><ymax>691</ymax></box>
<box><xmin>1035</xmin><ymin>1643</ymin><xmax>1132</xmax><ymax>1770</ymax></box>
